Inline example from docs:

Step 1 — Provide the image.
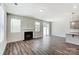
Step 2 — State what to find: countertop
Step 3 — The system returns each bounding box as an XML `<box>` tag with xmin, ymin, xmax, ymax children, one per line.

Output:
<box><xmin>66</xmin><ymin>32</ymin><xmax>79</xmax><ymax>36</ymax></box>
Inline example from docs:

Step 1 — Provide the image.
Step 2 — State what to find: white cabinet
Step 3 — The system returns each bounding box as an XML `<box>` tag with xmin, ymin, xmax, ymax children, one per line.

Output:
<box><xmin>66</xmin><ymin>34</ymin><xmax>79</xmax><ymax>45</ymax></box>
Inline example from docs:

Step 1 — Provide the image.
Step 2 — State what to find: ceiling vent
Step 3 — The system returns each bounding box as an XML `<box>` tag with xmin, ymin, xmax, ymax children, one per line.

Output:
<box><xmin>14</xmin><ymin>3</ymin><xmax>18</xmax><ymax>5</ymax></box>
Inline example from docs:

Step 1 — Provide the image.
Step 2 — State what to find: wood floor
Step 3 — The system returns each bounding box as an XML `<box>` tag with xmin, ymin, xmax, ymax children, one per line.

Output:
<box><xmin>4</xmin><ymin>36</ymin><xmax>79</xmax><ymax>55</ymax></box>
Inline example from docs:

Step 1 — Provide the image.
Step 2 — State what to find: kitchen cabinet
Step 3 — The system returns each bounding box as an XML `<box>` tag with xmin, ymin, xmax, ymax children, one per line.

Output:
<box><xmin>66</xmin><ymin>32</ymin><xmax>79</xmax><ymax>45</ymax></box>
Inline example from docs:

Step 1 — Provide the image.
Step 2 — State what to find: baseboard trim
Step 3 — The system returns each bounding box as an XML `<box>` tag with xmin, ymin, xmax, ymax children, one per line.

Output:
<box><xmin>51</xmin><ymin>35</ymin><xmax>66</xmax><ymax>38</ymax></box>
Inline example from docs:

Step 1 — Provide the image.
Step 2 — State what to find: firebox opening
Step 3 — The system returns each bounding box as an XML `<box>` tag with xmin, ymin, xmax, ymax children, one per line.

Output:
<box><xmin>24</xmin><ymin>32</ymin><xmax>33</xmax><ymax>40</ymax></box>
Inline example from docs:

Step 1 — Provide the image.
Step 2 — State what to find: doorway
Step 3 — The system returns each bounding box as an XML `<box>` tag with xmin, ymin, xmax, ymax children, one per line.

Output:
<box><xmin>43</xmin><ymin>23</ymin><xmax>50</xmax><ymax>37</ymax></box>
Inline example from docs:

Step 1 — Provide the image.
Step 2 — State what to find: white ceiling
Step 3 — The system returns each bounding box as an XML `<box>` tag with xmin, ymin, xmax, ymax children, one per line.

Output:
<box><xmin>5</xmin><ymin>3</ymin><xmax>79</xmax><ymax>21</ymax></box>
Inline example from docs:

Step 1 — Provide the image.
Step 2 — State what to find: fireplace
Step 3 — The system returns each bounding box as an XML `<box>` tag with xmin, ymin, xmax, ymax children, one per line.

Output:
<box><xmin>24</xmin><ymin>32</ymin><xmax>33</xmax><ymax>40</ymax></box>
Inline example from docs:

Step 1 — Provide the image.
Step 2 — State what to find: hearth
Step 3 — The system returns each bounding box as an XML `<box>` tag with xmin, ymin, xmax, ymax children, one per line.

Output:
<box><xmin>24</xmin><ymin>32</ymin><xmax>33</xmax><ymax>40</ymax></box>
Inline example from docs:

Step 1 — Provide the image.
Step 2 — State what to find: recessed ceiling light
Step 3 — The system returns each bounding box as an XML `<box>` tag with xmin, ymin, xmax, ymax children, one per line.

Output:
<box><xmin>71</xmin><ymin>22</ymin><xmax>75</xmax><ymax>25</ymax></box>
<box><xmin>40</xmin><ymin>9</ymin><xmax>44</xmax><ymax>12</ymax></box>
<box><xmin>73</xmin><ymin>5</ymin><xmax>77</xmax><ymax>8</ymax></box>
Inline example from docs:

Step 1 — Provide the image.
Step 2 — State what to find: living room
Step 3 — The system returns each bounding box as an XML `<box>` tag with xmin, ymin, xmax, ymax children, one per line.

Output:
<box><xmin>0</xmin><ymin>3</ymin><xmax>79</xmax><ymax>55</ymax></box>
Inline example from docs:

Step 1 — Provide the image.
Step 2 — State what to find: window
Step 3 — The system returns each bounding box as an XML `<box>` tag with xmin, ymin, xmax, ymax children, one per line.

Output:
<box><xmin>35</xmin><ymin>22</ymin><xmax>40</xmax><ymax>32</ymax></box>
<box><xmin>11</xmin><ymin>18</ymin><xmax>21</xmax><ymax>32</ymax></box>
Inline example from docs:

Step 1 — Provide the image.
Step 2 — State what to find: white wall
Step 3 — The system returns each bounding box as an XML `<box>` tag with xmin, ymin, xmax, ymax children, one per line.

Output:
<box><xmin>0</xmin><ymin>4</ymin><xmax>7</xmax><ymax>55</ymax></box>
<box><xmin>51</xmin><ymin>17</ymin><xmax>70</xmax><ymax>37</ymax></box>
<box><xmin>7</xmin><ymin>14</ymin><xmax>51</xmax><ymax>43</ymax></box>
<box><xmin>7</xmin><ymin>15</ymin><xmax>23</xmax><ymax>42</ymax></box>
<box><xmin>51</xmin><ymin>14</ymin><xmax>79</xmax><ymax>37</ymax></box>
